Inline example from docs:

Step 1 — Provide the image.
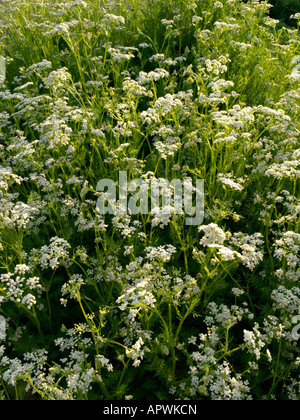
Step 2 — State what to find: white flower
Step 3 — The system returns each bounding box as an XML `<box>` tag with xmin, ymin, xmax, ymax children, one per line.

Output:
<box><xmin>199</xmin><ymin>224</ymin><xmax>227</xmax><ymax>246</ymax></box>
<box><xmin>144</xmin><ymin>245</ymin><xmax>177</xmax><ymax>262</ymax></box>
<box><xmin>42</xmin><ymin>68</ymin><xmax>72</xmax><ymax>93</ymax></box>
<box><xmin>214</xmin><ymin>246</ymin><xmax>242</xmax><ymax>261</ymax></box>
<box><xmin>30</xmin><ymin>237</ymin><xmax>71</xmax><ymax>270</ymax></box>
<box><xmin>266</xmin><ymin>349</ymin><xmax>272</xmax><ymax>362</ymax></box>
<box><xmin>232</xmin><ymin>288</ymin><xmax>244</xmax><ymax>297</ymax></box>
<box><xmin>102</xmin><ymin>13</ymin><xmax>125</xmax><ymax>26</ymax></box>
<box><xmin>243</xmin><ymin>324</ymin><xmax>265</xmax><ymax>361</ymax></box>
<box><xmin>21</xmin><ymin>294</ymin><xmax>36</xmax><ymax>309</ymax></box>
<box><xmin>271</xmin><ymin>286</ymin><xmax>300</xmax><ymax>312</ymax></box>
<box><xmin>217</xmin><ymin>174</ymin><xmax>244</xmax><ymax>191</ymax></box>
<box><xmin>138</xmin><ymin>68</ymin><xmax>169</xmax><ymax>84</ymax></box>
<box><xmin>96</xmin><ymin>355</ymin><xmax>113</xmax><ymax>372</ymax></box>
<box><xmin>291</xmin><ymin>13</ymin><xmax>300</xmax><ymax>20</ymax></box>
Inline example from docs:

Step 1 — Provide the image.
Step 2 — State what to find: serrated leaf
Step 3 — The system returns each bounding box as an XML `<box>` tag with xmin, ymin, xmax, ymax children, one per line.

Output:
<box><xmin>0</xmin><ymin>56</ymin><xmax>6</xmax><ymax>79</ymax></box>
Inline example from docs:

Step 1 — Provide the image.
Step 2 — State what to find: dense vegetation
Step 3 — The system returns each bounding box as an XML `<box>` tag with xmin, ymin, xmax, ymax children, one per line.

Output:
<box><xmin>0</xmin><ymin>0</ymin><xmax>299</xmax><ymax>400</ymax></box>
<box><xmin>269</xmin><ymin>0</ymin><xmax>300</xmax><ymax>27</ymax></box>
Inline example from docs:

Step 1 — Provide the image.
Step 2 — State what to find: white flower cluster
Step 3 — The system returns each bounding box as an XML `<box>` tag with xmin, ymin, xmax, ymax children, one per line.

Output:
<box><xmin>96</xmin><ymin>355</ymin><xmax>113</xmax><ymax>372</ymax></box>
<box><xmin>30</xmin><ymin>237</ymin><xmax>72</xmax><ymax>270</ymax></box>
<box><xmin>205</xmin><ymin>301</ymin><xmax>254</xmax><ymax>329</ymax></box>
<box><xmin>0</xmin><ymin>349</ymin><xmax>48</xmax><ymax>388</ymax></box>
<box><xmin>290</xmin><ymin>13</ymin><xmax>300</xmax><ymax>20</ymax></box>
<box><xmin>125</xmin><ymin>337</ymin><xmax>150</xmax><ymax>368</ymax></box>
<box><xmin>186</xmin><ymin>333</ymin><xmax>252</xmax><ymax>400</ymax></box>
<box><xmin>230</xmin><ymin>232</ymin><xmax>265</xmax><ymax>271</ymax></box>
<box><xmin>144</xmin><ymin>245</ymin><xmax>177</xmax><ymax>262</ymax></box>
<box><xmin>214</xmin><ymin>20</ymin><xmax>240</xmax><ymax>32</ymax></box>
<box><xmin>211</xmin><ymin>105</ymin><xmax>255</xmax><ymax>130</ymax></box>
<box><xmin>122</xmin><ymin>77</ymin><xmax>153</xmax><ymax>98</ymax></box>
<box><xmin>37</xmin><ymin>113</ymin><xmax>73</xmax><ymax>149</ymax></box>
<box><xmin>0</xmin><ymin>196</ymin><xmax>42</xmax><ymax>232</ymax></box>
<box><xmin>198</xmin><ymin>225</ymin><xmax>264</xmax><ymax>270</ymax></box>
<box><xmin>44</xmin><ymin>20</ymin><xmax>79</xmax><ymax>37</ymax></box>
<box><xmin>0</xmin><ymin>264</ymin><xmax>43</xmax><ymax>309</ymax></box>
<box><xmin>61</xmin><ymin>274</ymin><xmax>86</xmax><ymax>306</ymax></box>
<box><xmin>107</xmin><ymin>46</ymin><xmax>136</xmax><ymax>62</ymax></box>
<box><xmin>217</xmin><ymin>173</ymin><xmax>245</xmax><ymax>191</ymax></box>
<box><xmin>44</xmin><ymin>67</ymin><xmax>71</xmax><ymax>90</ymax></box>
<box><xmin>274</xmin><ymin>232</ymin><xmax>300</xmax><ymax>281</ymax></box>
<box><xmin>116</xmin><ymin>248</ymin><xmax>199</xmax><ymax>328</ymax></box>
<box><xmin>207</xmin><ymin>362</ymin><xmax>251</xmax><ymax>400</ymax></box>
<box><xmin>265</xmin><ymin>161</ymin><xmax>300</xmax><ymax>180</ymax></box>
<box><xmin>243</xmin><ymin>324</ymin><xmax>266</xmax><ymax>361</ymax></box>
<box><xmin>271</xmin><ymin>286</ymin><xmax>300</xmax><ymax>313</ymax></box>
<box><xmin>0</xmin><ymin>165</ymin><xmax>23</xmax><ymax>193</ymax></box>
<box><xmin>199</xmin><ymin>223</ymin><xmax>228</xmax><ymax>247</ymax></box>
<box><xmin>117</xmin><ymin>277</ymin><xmax>157</xmax><ymax>311</ymax></box>
<box><xmin>151</xmin><ymin>205</ymin><xmax>178</xmax><ymax>227</ymax></box>
<box><xmin>205</xmin><ymin>56</ymin><xmax>229</xmax><ymax>76</ymax></box>
<box><xmin>138</xmin><ymin>68</ymin><xmax>170</xmax><ymax>84</ymax></box>
<box><xmin>101</xmin><ymin>13</ymin><xmax>125</xmax><ymax>27</ymax></box>
<box><xmin>140</xmin><ymin>90</ymin><xmax>193</xmax><ymax>134</ymax></box>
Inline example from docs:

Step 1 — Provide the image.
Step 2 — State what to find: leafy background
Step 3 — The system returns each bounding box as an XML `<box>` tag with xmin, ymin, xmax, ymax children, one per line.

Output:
<box><xmin>0</xmin><ymin>0</ymin><xmax>299</xmax><ymax>400</ymax></box>
<box><xmin>268</xmin><ymin>0</ymin><xmax>300</xmax><ymax>26</ymax></box>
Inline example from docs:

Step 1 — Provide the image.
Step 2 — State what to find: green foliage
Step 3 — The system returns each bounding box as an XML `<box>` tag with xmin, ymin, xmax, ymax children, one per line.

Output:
<box><xmin>0</xmin><ymin>0</ymin><xmax>299</xmax><ymax>401</ymax></box>
<box><xmin>269</xmin><ymin>0</ymin><xmax>300</xmax><ymax>26</ymax></box>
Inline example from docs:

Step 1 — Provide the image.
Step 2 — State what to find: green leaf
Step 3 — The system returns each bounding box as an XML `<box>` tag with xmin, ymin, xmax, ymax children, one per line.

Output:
<box><xmin>0</xmin><ymin>56</ymin><xmax>6</xmax><ymax>79</ymax></box>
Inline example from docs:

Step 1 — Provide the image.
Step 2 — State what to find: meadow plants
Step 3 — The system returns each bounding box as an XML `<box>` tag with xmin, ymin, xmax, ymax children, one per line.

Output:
<box><xmin>0</xmin><ymin>0</ymin><xmax>299</xmax><ymax>400</ymax></box>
